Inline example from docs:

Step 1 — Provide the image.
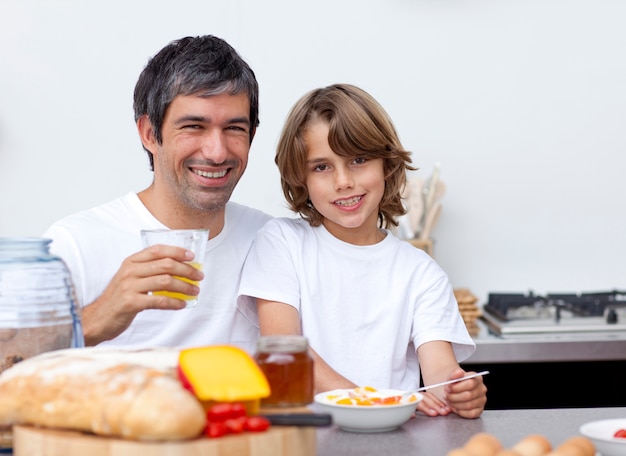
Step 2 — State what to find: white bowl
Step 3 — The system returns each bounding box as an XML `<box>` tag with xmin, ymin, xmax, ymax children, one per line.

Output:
<box><xmin>314</xmin><ymin>388</ymin><xmax>423</xmax><ymax>433</ymax></box>
<box><xmin>579</xmin><ymin>418</ymin><xmax>626</xmax><ymax>456</ymax></box>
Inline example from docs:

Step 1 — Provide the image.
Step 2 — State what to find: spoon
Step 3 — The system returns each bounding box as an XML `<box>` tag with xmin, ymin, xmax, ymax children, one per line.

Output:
<box><xmin>402</xmin><ymin>371</ymin><xmax>490</xmax><ymax>400</ymax></box>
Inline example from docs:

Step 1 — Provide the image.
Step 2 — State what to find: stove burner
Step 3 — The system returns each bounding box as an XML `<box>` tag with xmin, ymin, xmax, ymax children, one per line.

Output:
<box><xmin>481</xmin><ymin>290</ymin><xmax>626</xmax><ymax>336</ymax></box>
<box><xmin>485</xmin><ymin>290</ymin><xmax>626</xmax><ymax>322</ymax></box>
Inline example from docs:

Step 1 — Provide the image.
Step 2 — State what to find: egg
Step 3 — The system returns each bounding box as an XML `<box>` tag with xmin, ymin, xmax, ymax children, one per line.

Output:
<box><xmin>463</xmin><ymin>432</ymin><xmax>504</xmax><ymax>456</ymax></box>
<box><xmin>494</xmin><ymin>450</ymin><xmax>523</xmax><ymax>456</ymax></box>
<box><xmin>511</xmin><ymin>434</ymin><xmax>552</xmax><ymax>456</ymax></box>
<box><xmin>544</xmin><ymin>442</ymin><xmax>588</xmax><ymax>456</ymax></box>
<box><xmin>557</xmin><ymin>437</ymin><xmax>595</xmax><ymax>456</ymax></box>
<box><xmin>446</xmin><ymin>449</ymin><xmax>476</xmax><ymax>456</ymax></box>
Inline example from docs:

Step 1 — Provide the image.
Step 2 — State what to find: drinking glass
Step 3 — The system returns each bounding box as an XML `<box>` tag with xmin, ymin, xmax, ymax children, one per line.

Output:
<box><xmin>140</xmin><ymin>229</ymin><xmax>208</xmax><ymax>308</ymax></box>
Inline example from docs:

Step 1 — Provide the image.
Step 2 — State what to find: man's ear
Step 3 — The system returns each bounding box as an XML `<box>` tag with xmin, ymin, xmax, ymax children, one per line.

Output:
<box><xmin>249</xmin><ymin>126</ymin><xmax>256</xmax><ymax>145</ymax></box>
<box><xmin>137</xmin><ymin>115</ymin><xmax>157</xmax><ymax>152</ymax></box>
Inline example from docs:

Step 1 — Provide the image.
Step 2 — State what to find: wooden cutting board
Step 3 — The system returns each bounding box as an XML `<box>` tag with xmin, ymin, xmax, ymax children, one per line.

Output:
<box><xmin>13</xmin><ymin>424</ymin><xmax>316</xmax><ymax>456</ymax></box>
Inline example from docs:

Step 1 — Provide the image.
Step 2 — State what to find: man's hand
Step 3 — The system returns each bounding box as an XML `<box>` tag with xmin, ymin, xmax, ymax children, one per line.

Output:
<box><xmin>81</xmin><ymin>245</ymin><xmax>204</xmax><ymax>345</ymax></box>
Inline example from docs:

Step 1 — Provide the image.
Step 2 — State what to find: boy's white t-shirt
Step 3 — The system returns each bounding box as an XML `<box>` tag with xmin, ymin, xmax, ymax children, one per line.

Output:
<box><xmin>238</xmin><ymin>217</ymin><xmax>475</xmax><ymax>391</ymax></box>
<box><xmin>43</xmin><ymin>192</ymin><xmax>271</xmax><ymax>353</ymax></box>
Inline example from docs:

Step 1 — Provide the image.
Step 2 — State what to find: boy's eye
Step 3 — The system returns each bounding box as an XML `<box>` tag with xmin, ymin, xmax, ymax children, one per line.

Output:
<box><xmin>353</xmin><ymin>157</ymin><xmax>367</xmax><ymax>164</ymax></box>
<box><xmin>313</xmin><ymin>164</ymin><xmax>329</xmax><ymax>172</ymax></box>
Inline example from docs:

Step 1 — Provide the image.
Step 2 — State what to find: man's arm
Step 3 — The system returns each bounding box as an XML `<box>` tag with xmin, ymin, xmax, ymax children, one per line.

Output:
<box><xmin>82</xmin><ymin>245</ymin><xmax>203</xmax><ymax>345</ymax></box>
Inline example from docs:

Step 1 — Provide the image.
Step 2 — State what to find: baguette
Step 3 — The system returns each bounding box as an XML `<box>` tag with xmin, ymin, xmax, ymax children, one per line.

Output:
<box><xmin>0</xmin><ymin>347</ymin><xmax>206</xmax><ymax>441</ymax></box>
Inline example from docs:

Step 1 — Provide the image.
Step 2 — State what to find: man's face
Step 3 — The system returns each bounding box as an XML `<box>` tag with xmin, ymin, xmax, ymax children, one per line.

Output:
<box><xmin>151</xmin><ymin>92</ymin><xmax>252</xmax><ymax>212</ymax></box>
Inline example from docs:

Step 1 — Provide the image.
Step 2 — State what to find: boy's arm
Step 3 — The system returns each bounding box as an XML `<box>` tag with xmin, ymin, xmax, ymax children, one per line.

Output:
<box><xmin>257</xmin><ymin>299</ymin><xmax>356</xmax><ymax>393</ymax></box>
<box><xmin>417</xmin><ymin>340</ymin><xmax>486</xmax><ymax>419</ymax></box>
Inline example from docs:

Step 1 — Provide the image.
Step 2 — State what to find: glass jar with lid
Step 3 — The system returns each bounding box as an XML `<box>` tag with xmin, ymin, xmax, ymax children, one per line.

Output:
<box><xmin>0</xmin><ymin>237</ymin><xmax>84</xmax><ymax>452</ymax></box>
<box><xmin>254</xmin><ymin>335</ymin><xmax>314</xmax><ymax>407</ymax></box>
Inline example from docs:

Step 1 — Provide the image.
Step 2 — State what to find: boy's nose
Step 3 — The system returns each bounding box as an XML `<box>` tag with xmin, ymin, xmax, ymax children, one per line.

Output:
<box><xmin>334</xmin><ymin>168</ymin><xmax>354</xmax><ymax>190</ymax></box>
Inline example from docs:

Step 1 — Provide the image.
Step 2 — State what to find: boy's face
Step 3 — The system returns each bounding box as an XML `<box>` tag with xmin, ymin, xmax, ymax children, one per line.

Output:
<box><xmin>148</xmin><ymin>92</ymin><xmax>252</xmax><ymax>213</ymax></box>
<box><xmin>303</xmin><ymin>120</ymin><xmax>385</xmax><ymax>245</ymax></box>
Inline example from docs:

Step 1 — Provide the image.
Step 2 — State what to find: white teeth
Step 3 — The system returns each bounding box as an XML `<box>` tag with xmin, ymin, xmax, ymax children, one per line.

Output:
<box><xmin>335</xmin><ymin>196</ymin><xmax>362</xmax><ymax>207</ymax></box>
<box><xmin>193</xmin><ymin>169</ymin><xmax>227</xmax><ymax>179</ymax></box>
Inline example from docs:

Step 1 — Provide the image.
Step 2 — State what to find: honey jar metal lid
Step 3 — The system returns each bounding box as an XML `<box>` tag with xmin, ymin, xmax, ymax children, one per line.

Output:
<box><xmin>256</xmin><ymin>335</ymin><xmax>309</xmax><ymax>353</ymax></box>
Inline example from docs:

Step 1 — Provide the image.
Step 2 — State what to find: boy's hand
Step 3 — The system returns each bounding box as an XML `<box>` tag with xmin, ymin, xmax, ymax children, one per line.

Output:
<box><xmin>415</xmin><ymin>391</ymin><xmax>451</xmax><ymax>417</ymax></box>
<box><xmin>443</xmin><ymin>368</ymin><xmax>487</xmax><ymax>419</ymax></box>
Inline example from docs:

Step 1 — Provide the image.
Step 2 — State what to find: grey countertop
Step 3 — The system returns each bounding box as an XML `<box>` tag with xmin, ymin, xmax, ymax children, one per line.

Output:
<box><xmin>464</xmin><ymin>318</ymin><xmax>626</xmax><ymax>364</ymax></box>
<box><xmin>316</xmin><ymin>407</ymin><xmax>626</xmax><ymax>455</ymax></box>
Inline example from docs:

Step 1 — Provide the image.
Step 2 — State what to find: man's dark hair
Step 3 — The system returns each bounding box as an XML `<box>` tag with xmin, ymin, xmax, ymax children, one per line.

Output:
<box><xmin>133</xmin><ymin>35</ymin><xmax>259</xmax><ymax>169</ymax></box>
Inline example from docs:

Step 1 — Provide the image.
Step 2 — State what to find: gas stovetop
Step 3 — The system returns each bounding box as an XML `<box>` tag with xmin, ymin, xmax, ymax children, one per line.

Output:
<box><xmin>481</xmin><ymin>290</ymin><xmax>626</xmax><ymax>337</ymax></box>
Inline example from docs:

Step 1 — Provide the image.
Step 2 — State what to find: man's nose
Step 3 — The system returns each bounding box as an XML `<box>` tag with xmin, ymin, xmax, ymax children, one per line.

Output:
<box><xmin>200</xmin><ymin>131</ymin><xmax>229</xmax><ymax>163</ymax></box>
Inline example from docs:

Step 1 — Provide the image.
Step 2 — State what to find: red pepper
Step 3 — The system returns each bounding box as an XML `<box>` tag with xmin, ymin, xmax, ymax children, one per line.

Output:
<box><xmin>244</xmin><ymin>416</ymin><xmax>271</xmax><ymax>432</ymax></box>
<box><xmin>614</xmin><ymin>428</ymin><xmax>626</xmax><ymax>438</ymax></box>
<box><xmin>205</xmin><ymin>422</ymin><xmax>228</xmax><ymax>438</ymax></box>
<box><xmin>228</xmin><ymin>403</ymin><xmax>247</xmax><ymax>419</ymax></box>
<box><xmin>203</xmin><ymin>402</ymin><xmax>271</xmax><ymax>438</ymax></box>
<box><xmin>224</xmin><ymin>416</ymin><xmax>247</xmax><ymax>434</ymax></box>
<box><xmin>207</xmin><ymin>402</ymin><xmax>246</xmax><ymax>422</ymax></box>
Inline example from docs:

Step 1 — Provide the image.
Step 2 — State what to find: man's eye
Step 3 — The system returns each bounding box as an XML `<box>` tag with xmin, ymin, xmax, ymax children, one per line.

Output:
<box><xmin>227</xmin><ymin>125</ymin><xmax>249</xmax><ymax>133</ymax></box>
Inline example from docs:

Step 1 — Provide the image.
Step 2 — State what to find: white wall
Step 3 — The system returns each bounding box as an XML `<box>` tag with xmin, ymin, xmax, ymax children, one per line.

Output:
<box><xmin>1</xmin><ymin>0</ymin><xmax>624</xmax><ymax>305</ymax></box>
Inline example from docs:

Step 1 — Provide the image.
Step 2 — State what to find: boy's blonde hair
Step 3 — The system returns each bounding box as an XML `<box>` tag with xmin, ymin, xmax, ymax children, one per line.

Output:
<box><xmin>275</xmin><ymin>83</ymin><xmax>416</xmax><ymax>228</ymax></box>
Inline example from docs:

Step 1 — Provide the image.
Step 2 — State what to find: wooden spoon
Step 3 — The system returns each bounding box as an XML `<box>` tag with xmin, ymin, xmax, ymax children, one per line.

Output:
<box><xmin>419</xmin><ymin>202</ymin><xmax>442</xmax><ymax>241</ymax></box>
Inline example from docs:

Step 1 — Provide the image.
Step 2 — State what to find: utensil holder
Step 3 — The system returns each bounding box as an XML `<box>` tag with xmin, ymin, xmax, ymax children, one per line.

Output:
<box><xmin>407</xmin><ymin>238</ymin><xmax>433</xmax><ymax>257</ymax></box>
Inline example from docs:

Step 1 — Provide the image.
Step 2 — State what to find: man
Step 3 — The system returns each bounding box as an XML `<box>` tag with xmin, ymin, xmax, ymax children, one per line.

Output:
<box><xmin>44</xmin><ymin>35</ymin><xmax>271</xmax><ymax>352</ymax></box>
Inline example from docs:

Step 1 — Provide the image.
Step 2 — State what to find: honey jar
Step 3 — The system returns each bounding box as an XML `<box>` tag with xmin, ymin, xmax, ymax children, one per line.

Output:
<box><xmin>254</xmin><ymin>335</ymin><xmax>314</xmax><ymax>407</ymax></box>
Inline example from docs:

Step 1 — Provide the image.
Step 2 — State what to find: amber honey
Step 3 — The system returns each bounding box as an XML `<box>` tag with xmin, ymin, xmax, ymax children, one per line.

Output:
<box><xmin>254</xmin><ymin>335</ymin><xmax>314</xmax><ymax>407</ymax></box>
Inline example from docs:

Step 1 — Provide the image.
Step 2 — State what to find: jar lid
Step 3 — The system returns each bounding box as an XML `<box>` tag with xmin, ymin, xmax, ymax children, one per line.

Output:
<box><xmin>257</xmin><ymin>335</ymin><xmax>308</xmax><ymax>353</ymax></box>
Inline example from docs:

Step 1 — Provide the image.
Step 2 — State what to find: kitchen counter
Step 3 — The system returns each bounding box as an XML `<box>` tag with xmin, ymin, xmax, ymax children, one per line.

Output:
<box><xmin>316</xmin><ymin>406</ymin><xmax>626</xmax><ymax>455</ymax></box>
<box><xmin>461</xmin><ymin>318</ymin><xmax>626</xmax><ymax>409</ymax></box>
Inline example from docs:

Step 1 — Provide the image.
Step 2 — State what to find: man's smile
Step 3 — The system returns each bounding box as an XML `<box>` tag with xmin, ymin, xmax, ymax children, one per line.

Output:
<box><xmin>192</xmin><ymin>168</ymin><xmax>228</xmax><ymax>179</ymax></box>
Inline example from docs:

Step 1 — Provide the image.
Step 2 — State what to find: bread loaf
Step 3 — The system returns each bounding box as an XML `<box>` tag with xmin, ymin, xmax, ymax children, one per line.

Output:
<box><xmin>0</xmin><ymin>347</ymin><xmax>206</xmax><ymax>441</ymax></box>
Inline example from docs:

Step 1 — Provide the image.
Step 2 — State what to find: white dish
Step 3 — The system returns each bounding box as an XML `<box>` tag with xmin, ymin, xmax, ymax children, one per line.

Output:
<box><xmin>579</xmin><ymin>418</ymin><xmax>626</xmax><ymax>456</ymax></box>
<box><xmin>314</xmin><ymin>388</ymin><xmax>423</xmax><ymax>433</ymax></box>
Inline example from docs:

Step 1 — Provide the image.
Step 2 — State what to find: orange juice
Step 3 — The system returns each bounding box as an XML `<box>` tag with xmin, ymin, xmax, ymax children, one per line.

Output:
<box><xmin>153</xmin><ymin>261</ymin><xmax>202</xmax><ymax>301</ymax></box>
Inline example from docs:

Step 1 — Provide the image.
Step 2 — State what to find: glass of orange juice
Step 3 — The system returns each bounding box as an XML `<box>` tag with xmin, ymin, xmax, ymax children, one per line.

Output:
<box><xmin>140</xmin><ymin>229</ymin><xmax>208</xmax><ymax>308</ymax></box>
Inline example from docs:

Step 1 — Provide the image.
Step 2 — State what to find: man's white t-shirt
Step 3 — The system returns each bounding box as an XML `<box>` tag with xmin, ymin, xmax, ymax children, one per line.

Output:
<box><xmin>43</xmin><ymin>192</ymin><xmax>271</xmax><ymax>353</ymax></box>
<box><xmin>238</xmin><ymin>217</ymin><xmax>475</xmax><ymax>391</ymax></box>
